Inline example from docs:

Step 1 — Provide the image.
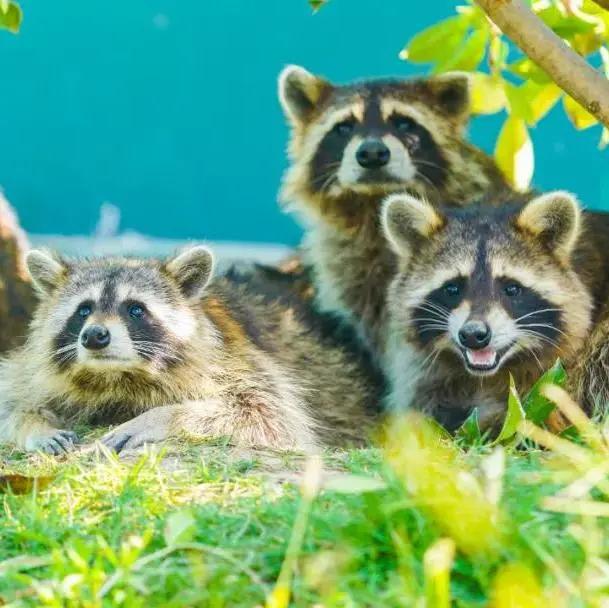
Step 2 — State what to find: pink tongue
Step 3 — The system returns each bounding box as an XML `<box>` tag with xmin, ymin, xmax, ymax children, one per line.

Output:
<box><xmin>467</xmin><ymin>348</ymin><xmax>496</xmax><ymax>366</ymax></box>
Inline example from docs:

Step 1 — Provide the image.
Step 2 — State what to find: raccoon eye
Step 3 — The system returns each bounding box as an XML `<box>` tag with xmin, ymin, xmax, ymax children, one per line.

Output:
<box><xmin>128</xmin><ymin>304</ymin><xmax>145</xmax><ymax>319</ymax></box>
<box><xmin>444</xmin><ymin>283</ymin><xmax>461</xmax><ymax>297</ymax></box>
<box><xmin>392</xmin><ymin>115</ymin><xmax>417</xmax><ymax>133</ymax></box>
<box><xmin>504</xmin><ymin>283</ymin><xmax>522</xmax><ymax>297</ymax></box>
<box><xmin>333</xmin><ymin>120</ymin><xmax>355</xmax><ymax>136</ymax></box>
<box><xmin>77</xmin><ymin>303</ymin><xmax>92</xmax><ymax>318</ymax></box>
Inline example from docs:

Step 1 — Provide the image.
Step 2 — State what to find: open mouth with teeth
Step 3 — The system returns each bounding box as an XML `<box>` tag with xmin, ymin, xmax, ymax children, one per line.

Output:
<box><xmin>460</xmin><ymin>345</ymin><xmax>514</xmax><ymax>375</ymax></box>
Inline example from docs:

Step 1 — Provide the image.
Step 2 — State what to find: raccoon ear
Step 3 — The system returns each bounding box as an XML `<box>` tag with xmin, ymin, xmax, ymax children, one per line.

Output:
<box><xmin>26</xmin><ymin>249</ymin><xmax>67</xmax><ymax>295</ymax></box>
<box><xmin>427</xmin><ymin>72</ymin><xmax>470</xmax><ymax>123</ymax></box>
<box><xmin>381</xmin><ymin>193</ymin><xmax>444</xmax><ymax>258</ymax></box>
<box><xmin>278</xmin><ymin>65</ymin><xmax>332</xmax><ymax>125</ymax></box>
<box><xmin>165</xmin><ymin>246</ymin><xmax>215</xmax><ymax>300</ymax></box>
<box><xmin>516</xmin><ymin>191</ymin><xmax>581</xmax><ymax>261</ymax></box>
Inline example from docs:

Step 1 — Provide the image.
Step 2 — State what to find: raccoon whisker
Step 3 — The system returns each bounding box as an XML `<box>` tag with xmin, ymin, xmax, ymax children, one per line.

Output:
<box><xmin>414</xmin><ymin>171</ymin><xmax>441</xmax><ymax>196</ymax></box>
<box><xmin>410</xmin><ymin>316</ymin><xmax>449</xmax><ymax>325</ymax></box>
<box><xmin>513</xmin><ymin>308</ymin><xmax>562</xmax><ymax>323</ymax></box>
<box><xmin>54</xmin><ymin>343</ymin><xmax>78</xmax><ymax>355</ymax></box>
<box><xmin>418</xmin><ymin>301</ymin><xmax>450</xmax><ymax>319</ymax></box>
<box><xmin>417</xmin><ymin>324</ymin><xmax>448</xmax><ymax>332</ymax></box>
<box><xmin>518</xmin><ymin>323</ymin><xmax>567</xmax><ymax>338</ymax></box>
<box><xmin>413</xmin><ymin>159</ymin><xmax>448</xmax><ymax>173</ymax></box>
<box><xmin>418</xmin><ymin>328</ymin><xmax>448</xmax><ymax>335</ymax></box>
<box><xmin>518</xmin><ymin>330</ymin><xmax>560</xmax><ymax>350</ymax></box>
<box><xmin>518</xmin><ymin>343</ymin><xmax>545</xmax><ymax>372</ymax></box>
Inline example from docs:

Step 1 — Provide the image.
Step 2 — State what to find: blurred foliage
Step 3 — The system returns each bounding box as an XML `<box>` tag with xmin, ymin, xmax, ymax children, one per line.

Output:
<box><xmin>402</xmin><ymin>0</ymin><xmax>609</xmax><ymax>190</ymax></box>
<box><xmin>0</xmin><ymin>1</ymin><xmax>21</xmax><ymax>33</ymax></box>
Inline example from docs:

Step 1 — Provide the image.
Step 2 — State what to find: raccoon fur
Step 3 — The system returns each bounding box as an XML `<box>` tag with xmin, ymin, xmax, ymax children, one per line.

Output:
<box><xmin>380</xmin><ymin>190</ymin><xmax>609</xmax><ymax>430</ymax></box>
<box><xmin>278</xmin><ymin>65</ymin><xmax>510</xmax><ymax>355</ymax></box>
<box><xmin>0</xmin><ymin>246</ymin><xmax>382</xmax><ymax>454</ymax></box>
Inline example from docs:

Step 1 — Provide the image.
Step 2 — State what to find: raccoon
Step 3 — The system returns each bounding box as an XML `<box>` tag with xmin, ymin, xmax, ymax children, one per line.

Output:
<box><xmin>0</xmin><ymin>246</ymin><xmax>381</xmax><ymax>454</ymax></box>
<box><xmin>278</xmin><ymin>65</ymin><xmax>509</xmax><ymax>355</ymax></box>
<box><xmin>380</xmin><ymin>190</ymin><xmax>602</xmax><ymax>430</ymax></box>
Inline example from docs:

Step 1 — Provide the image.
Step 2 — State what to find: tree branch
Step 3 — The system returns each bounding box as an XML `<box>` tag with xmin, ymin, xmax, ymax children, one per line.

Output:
<box><xmin>591</xmin><ymin>0</ymin><xmax>609</xmax><ymax>10</ymax></box>
<box><xmin>475</xmin><ymin>0</ymin><xmax>609</xmax><ymax>128</ymax></box>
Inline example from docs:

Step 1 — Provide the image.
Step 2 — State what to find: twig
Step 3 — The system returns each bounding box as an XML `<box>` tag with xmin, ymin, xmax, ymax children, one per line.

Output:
<box><xmin>475</xmin><ymin>0</ymin><xmax>609</xmax><ymax>127</ymax></box>
<box><xmin>591</xmin><ymin>0</ymin><xmax>609</xmax><ymax>10</ymax></box>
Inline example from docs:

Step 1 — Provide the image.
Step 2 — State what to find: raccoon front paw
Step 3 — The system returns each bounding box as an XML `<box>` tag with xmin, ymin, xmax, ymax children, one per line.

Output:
<box><xmin>100</xmin><ymin>407</ymin><xmax>173</xmax><ymax>453</ymax></box>
<box><xmin>25</xmin><ymin>430</ymin><xmax>79</xmax><ymax>455</ymax></box>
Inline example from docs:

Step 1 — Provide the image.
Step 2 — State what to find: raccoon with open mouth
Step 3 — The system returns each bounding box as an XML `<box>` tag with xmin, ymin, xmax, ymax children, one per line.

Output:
<box><xmin>0</xmin><ymin>246</ymin><xmax>381</xmax><ymax>454</ymax></box>
<box><xmin>278</xmin><ymin>65</ymin><xmax>510</xmax><ymax>355</ymax></box>
<box><xmin>380</xmin><ymin>190</ymin><xmax>609</xmax><ymax>430</ymax></box>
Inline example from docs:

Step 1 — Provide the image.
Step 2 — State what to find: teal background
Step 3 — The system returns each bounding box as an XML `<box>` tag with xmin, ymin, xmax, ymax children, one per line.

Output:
<box><xmin>0</xmin><ymin>0</ymin><xmax>606</xmax><ymax>245</ymax></box>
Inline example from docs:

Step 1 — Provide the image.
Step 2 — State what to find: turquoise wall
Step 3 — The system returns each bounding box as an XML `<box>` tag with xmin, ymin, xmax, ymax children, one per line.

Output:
<box><xmin>0</xmin><ymin>0</ymin><xmax>607</xmax><ymax>244</ymax></box>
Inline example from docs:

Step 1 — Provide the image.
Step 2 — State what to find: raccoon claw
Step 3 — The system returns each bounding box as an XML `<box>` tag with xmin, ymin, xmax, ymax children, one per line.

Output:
<box><xmin>27</xmin><ymin>430</ymin><xmax>79</xmax><ymax>455</ymax></box>
<box><xmin>100</xmin><ymin>408</ymin><xmax>173</xmax><ymax>453</ymax></box>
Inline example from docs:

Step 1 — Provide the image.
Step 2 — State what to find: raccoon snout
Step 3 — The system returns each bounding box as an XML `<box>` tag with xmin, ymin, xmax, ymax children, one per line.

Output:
<box><xmin>81</xmin><ymin>325</ymin><xmax>111</xmax><ymax>350</ymax></box>
<box><xmin>458</xmin><ymin>321</ymin><xmax>491</xmax><ymax>350</ymax></box>
<box><xmin>356</xmin><ymin>138</ymin><xmax>390</xmax><ymax>169</ymax></box>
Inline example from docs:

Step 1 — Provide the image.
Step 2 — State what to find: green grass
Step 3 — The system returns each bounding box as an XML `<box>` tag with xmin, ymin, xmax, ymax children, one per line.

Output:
<box><xmin>2</xmin><ymin>403</ymin><xmax>609</xmax><ymax>608</ymax></box>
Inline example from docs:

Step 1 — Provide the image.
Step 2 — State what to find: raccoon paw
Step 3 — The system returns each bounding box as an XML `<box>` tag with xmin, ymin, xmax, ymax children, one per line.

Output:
<box><xmin>100</xmin><ymin>407</ymin><xmax>173</xmax><ymax>453</ymax></box>
<box><xmin>26</xmin><ymin>430</ymin><xmax>79</xmax><ymax>455</ymax></box>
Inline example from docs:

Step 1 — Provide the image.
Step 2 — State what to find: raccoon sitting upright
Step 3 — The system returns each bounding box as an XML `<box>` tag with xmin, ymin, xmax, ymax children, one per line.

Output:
<box><xmin>0</xmin><ymin>246</ymin><xmax>381</xmax><ymax>454</ymax></box>
<box><xmin>380</xmin><ymin>190</ymin><xmax>601</xmax><ymax>430</ymax></box>
<box><xmin>278</xmin><ymin>65</ymin><xmax>509</xmax><ymax>354</ymax></box>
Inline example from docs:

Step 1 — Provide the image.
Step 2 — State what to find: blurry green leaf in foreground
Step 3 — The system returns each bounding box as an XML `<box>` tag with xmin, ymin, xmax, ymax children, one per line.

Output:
<box><xmin>433</xmin><ymin>28</ymin><xmax>488</xmax><ymax>73</ymax></box>
<box><xmin>456</xmin><ymin>406</ymin><xmax>482</xmax><ymax>444</ymax></box>
<box><xmin>494</xmin><ymin>116</ymin><xmax>534</xmax><ymax>191</ymax></box>
<box><xmin>0</xmin><ymin>1</ymin><xmax>21</xmax><ymax>33</ymax></box>
<box><xmin>493</xmin><ymin>374</ymin><xmax>525</xmax><ymax>445</ymax></box>
<box><xmin>164</xmin><ymin>509</ymin><xmax>196</xmax><ymax>546</ymax></box>
<box><xmin>386</xmin><ymin>413</ymin><xmax>502</xmax><ymax>557</ymax></box>
<box><xmin>523</xmin><ymin>359</ymin><xmax>566</xmax><ymax>424</ymax></box>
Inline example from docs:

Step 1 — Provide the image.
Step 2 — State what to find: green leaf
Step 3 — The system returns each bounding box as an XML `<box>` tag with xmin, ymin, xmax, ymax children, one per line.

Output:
<box><xmin>402</xmin><ymin>15</ymin><xmax>470</xmax><ymax>63</ymax></box>
<box><xmin>522</xmin><ymin>360</ymin><xmax>566</xmax><ymax>424</ymax></box>
<box><xmin>164</xmin><ymin>509</ymin><xmax>196</xmax><ymax>546</ymax></box>
<box><xmin>457</xmin><ymin>407</ymin><xmax>482</xmax><ymax>444</ymax></box>
<box><xmin>494</xmin><ymin>116</ymin><xmax>534</xmax><ymax>191</ymax></box>
<box><xmin>508</xmin><ymin>58</ymin><xmax>551</xmax><ymax>84</ymax></box>
<box><xmin>433</xmin><ymin>28</ymin><xmax>489</xmax><ymax>73</ymax></box>
<box><xmin>308</xmin><ymin>0</ymin><xmax>328</xmax><ymax>12</ymax></box>
<box><xmin>505</xmin><ymin>82</ymin><xmax>534</xmax><ymax>123</ymax></box>
<box><xmin>470</xmin><ymin>73</ymin><xmax>507</xmax><ymax>115</ymax></box>
<box><xmin>0</xmin><ymin>0</ymin><xmax>8</xmax><ymax>14</ymax></box>
<box><xmin>0</xmin><ymin>2</ymin><xmax>21</xmax><ymax>33</ymax></box>
<box><xmin>493</xmin><ymin>374</ymin><xmax>525</xmax><ymax>444</ymax></box>
<box><xmin>489</xmin><ymin>36</ymin><xmax>509</xmax><ymax>72</ymax></box>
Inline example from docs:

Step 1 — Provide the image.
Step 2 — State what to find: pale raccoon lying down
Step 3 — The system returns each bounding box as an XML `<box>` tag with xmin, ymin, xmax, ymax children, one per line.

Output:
<box><xmin>0</xmin><ymin>246</ymin><xmax>382</xmax><ymax>454</ymax></box>
<box><xmin>380</xmin><ymin>190</ymin><xmax>597</xmax><ymax>430</ymax></box>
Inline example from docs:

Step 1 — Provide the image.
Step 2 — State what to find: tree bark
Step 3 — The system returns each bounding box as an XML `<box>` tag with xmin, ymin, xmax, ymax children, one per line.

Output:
<box><xmin>475</xmin><ymin>0</ymin><xmax>609</xmax><ymax>128</ymax></box>
<box><xmin>0</xmin><ymin>192</ymin><xmax>36</xmax><ymax>353</ymax></box>
<box><xmin>591</xmin><ymin>0</ymin><xmax>609</xmax><ymax>10</ymax></box>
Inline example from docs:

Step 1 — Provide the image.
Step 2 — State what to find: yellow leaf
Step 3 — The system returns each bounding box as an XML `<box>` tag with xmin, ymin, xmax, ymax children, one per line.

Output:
<box><xmin>528</xmin><ymin>83</ymin><xmax>562</xmax><ymax>125</ymax></box>
<box><xmin>0</xmin><ymin>0</ymin><xmax>8</xmax><ymax>14</ymax></box>
<box><xmin>563</xmin><ymin>95</ymin><xmax>598</xmax><ymax>130</ymax></box>
<box><xmin>470</xmin><ymin>73</ymin><xmax>507</xmax><ymax>115</ymax></box>
<box><xmin>424</xmin><ymin>538</ymin><xmax>455</xmax><ymax>608</ymax></box>
<box><xmin>494</xmin><ymin>117</ymin><xmax>534</xmax><ymax>191</ymax></box>
<box><xmin>490</xmin><ymin>562</ymin><xmax>545</xmax><ymax>608</ymax></box>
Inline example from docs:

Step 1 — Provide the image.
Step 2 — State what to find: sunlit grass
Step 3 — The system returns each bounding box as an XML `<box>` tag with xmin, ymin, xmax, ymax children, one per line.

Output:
<box><xmin>3</xmin><ymin>383</ymin><xmax>609</xmax><ymax>606</ymax></box>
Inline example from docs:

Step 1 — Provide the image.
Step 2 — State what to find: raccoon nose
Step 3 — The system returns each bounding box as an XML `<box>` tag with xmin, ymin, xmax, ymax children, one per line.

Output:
<box><xmin>81</xmin><ymin>325</ymin><xmax>111</xmax><ymax>350</ymax></box>
<box><xmin>458</xmin><ymin>321</ymin><xmax>491</xmax><ymax>350</ymax></box>
<box><xmin>356</xmin><ymin>139</ymin><xmax>390</xmax><ymax>169</ymax></box>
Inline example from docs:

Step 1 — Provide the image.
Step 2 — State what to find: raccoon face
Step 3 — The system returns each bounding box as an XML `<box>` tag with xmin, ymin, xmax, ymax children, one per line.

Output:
<box><xmin>279</xmin><ymin>65</ymin><xmax>470</xmax><ymax>197</ymax></box>
<box><xmin>26</xmin><ymin>247</ymin><xmax>214</xmax><ymax>375</ymax></box>
<box><xmin>382</xmin><ymin>191</ymin><xmax>591</xmax><ymax>377</ymax></box>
